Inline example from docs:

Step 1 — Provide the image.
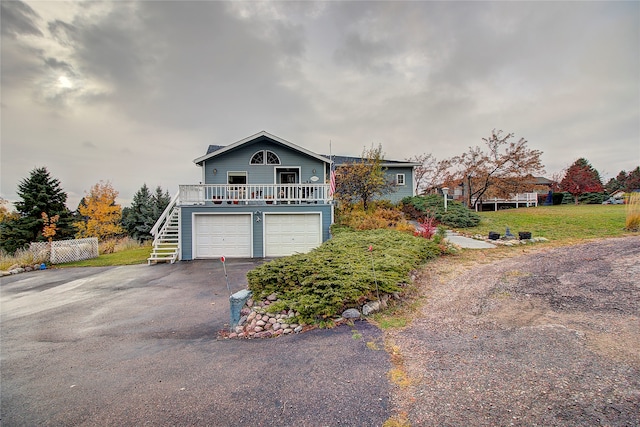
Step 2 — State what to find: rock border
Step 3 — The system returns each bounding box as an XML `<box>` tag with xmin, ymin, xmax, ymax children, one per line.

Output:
<box><xmin>1</xmin><ymin>264</ymin><xmax>46</xmax><ymax>277</ymax></box>
<box><xmin>221</xmin><ymin>288</ymin><xmax>406</xmax><ymax>339</ymax></box>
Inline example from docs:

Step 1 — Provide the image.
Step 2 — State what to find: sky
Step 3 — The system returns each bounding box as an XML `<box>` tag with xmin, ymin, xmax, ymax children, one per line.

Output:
<box><xmin>1</xmin><ymin>0</ymin><xmax>639</xmax><ymax>209</ymax></box>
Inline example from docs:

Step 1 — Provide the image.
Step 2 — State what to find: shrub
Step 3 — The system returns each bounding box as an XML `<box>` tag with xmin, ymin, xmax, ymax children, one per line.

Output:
<box><xmin>552</xmin><ymin>192</ymin><xmax>565</xmax><ymax>205</ymax></box>
<box><xmin>99</xmin><ymin>237</ymin><xmax>145</xmax><ymax>255</ymax></box>
<box><xmin>626</xmin><ymin>193</ymin><xmax>640</xmax><ymax>231</ymax></box>
<box><xmin>338</xmin><ymin>204</ymin><xmax>405</xmax><ymax>230</ymax></box>
<box><xmin>0</xmin><ymin>246</ymin><xmax>49</xmax><ymax>270</ymax></box>
<box><xmin>401</xmin><ymin>195</ymin><xmax>480</xmax><ymax>228</ymax></box>
<box><xmin>247</xmin><ymin>228</ymin><xmax>443</xmax><ymax>324</ymax></box>
<box><xmin>578</xmin><ymin>192</ymin><xmax>607</xmax><ymax>204</ymax></box>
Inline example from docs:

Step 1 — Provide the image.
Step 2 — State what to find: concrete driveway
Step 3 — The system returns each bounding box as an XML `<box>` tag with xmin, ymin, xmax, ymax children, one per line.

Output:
<box><xmin>1</xmin><ymin>260</ymin><xmax>391</xmax><ymax>426</ymax></box>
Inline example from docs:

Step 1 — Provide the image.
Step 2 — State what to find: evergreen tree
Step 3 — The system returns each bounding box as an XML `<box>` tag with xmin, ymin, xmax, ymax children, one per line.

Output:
<box><xmin>153</xmin><ymin>186</ymin><xmax>171</xmax><ymax>218</ymax></box>
<box><xmin>123</xmin><ymin>184</ymin><xmax>155</xmax><ymax>241</ymax></box>
<box><xmin>0</xmin><ymin>167</ymin><xmax>74</xmax><ymax>253</ymax></box>
<box><xmin>559</xmin><ymin>158</ymin><xmax>604</xmax><ymax>204</ymax></box>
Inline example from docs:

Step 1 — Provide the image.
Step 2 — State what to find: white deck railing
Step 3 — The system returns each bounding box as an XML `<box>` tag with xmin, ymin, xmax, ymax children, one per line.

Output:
<box><xmin>178</xmin><ymin>184</ymin><xmax>331</xmax><ymax>205</ymax></box>
<box><xmin>473</xmin><ymin>192</ymin><xmax>539</xmax><ymax>211</ymax></box>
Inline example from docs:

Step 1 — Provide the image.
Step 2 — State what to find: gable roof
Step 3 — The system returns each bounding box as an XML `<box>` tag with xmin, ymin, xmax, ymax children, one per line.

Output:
<box><xmin>194</xmin><ymin>131</ymin><xmax>331</xmax><ymax>166</ymax></box>
<box><xmin>324</xmin><ymin>154</ymin><xmax>420</xmax><ymax>168</ymax></box>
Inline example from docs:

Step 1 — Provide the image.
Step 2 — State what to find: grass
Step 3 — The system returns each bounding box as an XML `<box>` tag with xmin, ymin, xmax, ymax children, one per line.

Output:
<box><xmin>56</xmin><ymin>245</ymin><xmax>151</xmax><ymax>267</ymax></box>
<box><xmin>461</xmin><ymin>204</ymin><xmax>632</xmax><ymax>243</ymax></box>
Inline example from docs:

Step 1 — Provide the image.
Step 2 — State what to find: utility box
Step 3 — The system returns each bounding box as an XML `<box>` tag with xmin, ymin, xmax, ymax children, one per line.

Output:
<box><xmin>229</xmin><ymin>289</ymin><xmax>252</xmax><ymax>327</ymax></box>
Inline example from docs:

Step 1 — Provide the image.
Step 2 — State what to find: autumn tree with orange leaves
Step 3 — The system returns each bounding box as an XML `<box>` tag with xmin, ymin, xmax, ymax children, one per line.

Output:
<box><xmin>75</xmin><ymin>181</ymin><xmax>124</xmax><ymax>240</ymax></box>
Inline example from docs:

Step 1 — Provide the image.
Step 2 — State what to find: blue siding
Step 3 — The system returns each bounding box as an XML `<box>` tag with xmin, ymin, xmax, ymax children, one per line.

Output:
<box><xmin>179</xmin><ymin>204</ymin><xmax>333</xmax><ymax>260</ymax></box>
<box><xmin>324</xmin><ymin>164</ymin><xmax>415</xmax><ymax>204</ymax></box>
<box><xmin>203</xmin><ymin>140</ymin><xmax>327</xmax><ymax>185</ymax></box>
<box><xmin>385</xmin><ymin>167</ymin><xmax>415</xmax><ymax>203</ymax></box>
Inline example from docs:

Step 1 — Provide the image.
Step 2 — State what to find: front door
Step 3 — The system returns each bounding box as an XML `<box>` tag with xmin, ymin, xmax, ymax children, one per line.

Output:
<box><xmin>276</xmin><ymin>168</ymin><xmax>300</xmax><ymax>201</ymax></box>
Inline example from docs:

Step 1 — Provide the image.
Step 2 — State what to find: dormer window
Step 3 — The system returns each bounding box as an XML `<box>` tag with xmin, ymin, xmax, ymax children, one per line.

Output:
<box><xmin>250</xmin><ymin>150</ymin><xmax>280</xmax><ymax>165</ymax></box>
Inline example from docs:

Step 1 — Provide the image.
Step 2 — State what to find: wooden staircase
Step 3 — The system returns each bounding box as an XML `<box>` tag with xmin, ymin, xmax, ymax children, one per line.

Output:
<box><xmin>148</xmin><ymin>194</ymin><xmax>180</xmax><ymax>264</ymax></box>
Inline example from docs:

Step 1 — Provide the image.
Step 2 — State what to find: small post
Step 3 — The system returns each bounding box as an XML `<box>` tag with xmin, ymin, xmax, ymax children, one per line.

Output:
<box><xmin>368</xmin><ymin>245</ymin><xmax>381</xmax><ymax>302</ymax></box>
<box><xmin>442</xmin><ymin>187</ymin><xmax>449</xmax><ymax>212</ymax></box>
<box><xmin>220</xmin><ymin>256</ymin><xmax>231</xmax><ymax>296</ymax></box>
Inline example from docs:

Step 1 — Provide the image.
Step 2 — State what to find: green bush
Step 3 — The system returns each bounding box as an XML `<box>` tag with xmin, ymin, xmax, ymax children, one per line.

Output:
<box><xmin>561</xmin><ymin>192</ymin><xmax>574</xmax><ymax>204</ymax></box>
<box><xmin>247</xmin><ymin>228</ymin><xmax>442</xmax><ymax>324</ymax></box>
<box><xmin>552</xmin><ymin>192</ymin><xmax>565</xmax><ymax>205</ymax></box>
<box><xmin>401</xmin><ymin>195</ymin><xmax>480</xmax><ymax>228</ymax></box>
<box><xmin>578</xmin><ymin>192</ymin><xmax>607</xmax><ymax>204</ymax></box>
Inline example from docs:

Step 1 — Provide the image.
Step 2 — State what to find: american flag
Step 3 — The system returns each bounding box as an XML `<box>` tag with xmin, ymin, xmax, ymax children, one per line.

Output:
<box><xmin>329</xmin><ymin>161</ymin><xmax>336</xmax><ymax>197</ymax></box>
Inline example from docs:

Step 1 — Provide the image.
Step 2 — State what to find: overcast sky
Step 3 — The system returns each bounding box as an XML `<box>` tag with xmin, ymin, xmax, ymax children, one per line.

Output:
<box><xmin>2</xmin><ymin>0</ymin><xmax>639</xmax><ymax>209</ymax></box>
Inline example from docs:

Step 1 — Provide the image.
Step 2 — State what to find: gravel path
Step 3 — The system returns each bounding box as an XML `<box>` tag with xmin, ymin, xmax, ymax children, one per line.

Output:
<box><xmin>389</xmin><ymin>236</ymin><xmax>640</xmax><ymax>426</ymax></box>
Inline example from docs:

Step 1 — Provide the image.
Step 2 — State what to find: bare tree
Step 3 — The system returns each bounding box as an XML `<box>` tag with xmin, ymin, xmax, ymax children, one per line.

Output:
<box><xmin>407</xmin><ymin>153</ymin><xmax>451</xmax><ymax>195</ymax></box>
<box><xmin>452</xmin><ymin>130</ymin><xmax>545</xmax><ymax>209</ymax></box>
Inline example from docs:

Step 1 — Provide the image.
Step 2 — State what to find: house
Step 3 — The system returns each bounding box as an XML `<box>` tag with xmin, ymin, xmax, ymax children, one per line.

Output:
<box><xmin>149</xmin><ymin>131</ymin><xmax>418</xmax><ymax>263</ymax></box>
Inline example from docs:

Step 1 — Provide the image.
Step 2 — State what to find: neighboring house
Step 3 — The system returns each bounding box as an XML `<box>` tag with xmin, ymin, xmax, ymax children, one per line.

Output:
<box><xmin>149</xmin><ymin>131</ymin><xmax>417</xmax><ymax>263</ymax></box>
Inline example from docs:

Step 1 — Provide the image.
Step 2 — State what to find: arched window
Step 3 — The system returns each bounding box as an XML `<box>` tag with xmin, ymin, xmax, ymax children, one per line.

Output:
<box><xmin>250</xmin><ymin>150</ymin><xmax>280</xmax><ymax>165</ymax></box>
<box><xmin>250</xmin><ymin>151</ymin><xmax>264</xmax><ymax>164</ymax></box>
<box><xmin>266</xmin><ymin>151</ymin><xmax>280</xmax><ymax>165</ymax></box>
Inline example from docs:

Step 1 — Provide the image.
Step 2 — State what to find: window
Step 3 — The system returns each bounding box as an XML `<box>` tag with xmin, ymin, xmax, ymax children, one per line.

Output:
<box><xmin>228</xmin><ymin>172</ymin><xmax>247</xmax><ymax>185</ymax></box>
<box><xmin>266</xmin><ymin>151</ymin><xmax>280</xmax><ymax>165</ymax></box>
<box><xmin>250</xmin><ymin>151</ymin><xmax>264</xmax><ymax>164</ymax></box>
<box><xmin>250</xmin><ymin>150</ymin><xmax>280</xmax><ymax>165</ymax></box>
<box><xmin>396</xmin><ymin>173</ymin><xmax>405</xmax><ymax>186</ymax></box>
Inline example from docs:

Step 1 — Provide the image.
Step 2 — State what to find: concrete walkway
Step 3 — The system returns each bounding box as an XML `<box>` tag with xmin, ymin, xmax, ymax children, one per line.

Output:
<box><xmin>445</xmin><ymin>230</ymin><xmax>496</xmax><ymax>249</ymax></box>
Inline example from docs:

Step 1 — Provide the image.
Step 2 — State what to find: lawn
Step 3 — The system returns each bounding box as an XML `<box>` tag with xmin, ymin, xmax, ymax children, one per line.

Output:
<box><xmin>56</xmin><ymin>246</ymin><xmax>151</xmax><ymax>267</ymax></box>
<box><xmin>463</xmin><ymin>204</ymin><xmax>632</xmax><ymax>242</ymax></box>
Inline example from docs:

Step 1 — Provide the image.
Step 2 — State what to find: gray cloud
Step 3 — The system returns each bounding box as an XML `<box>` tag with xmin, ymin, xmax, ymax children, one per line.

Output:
<box><xmin>1</xmin><ymin>0</ymin><xmax>638</xmax><ymax>209</ymax></box>
<box><xmin>0</xmin><ymin>0</ymin><xmax>43</xmax><ymax>39</ymax></box>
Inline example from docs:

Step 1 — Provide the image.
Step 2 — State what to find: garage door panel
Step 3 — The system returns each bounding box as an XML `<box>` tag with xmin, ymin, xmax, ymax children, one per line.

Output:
<box><xmin>265</xmin><ymin>214</ymin><xmax>321</xmax><ymax>257</ymax></box>
<box><xmin>194</xmin><ymin>215</ymin><xmax>251</xmax><ymax>258</ymax></box>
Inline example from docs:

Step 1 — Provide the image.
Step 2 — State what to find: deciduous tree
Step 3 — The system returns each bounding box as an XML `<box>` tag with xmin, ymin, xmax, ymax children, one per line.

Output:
<box><xmin>75</xmin><ymin>181</ymin><xmax>124</xmax><ymax>240</ymax></box>
<box><xmin>451</xmin><ymin>130</ymin><xmax>545</xmax><ymax>209</ymax></box>
<box><xmin>605</xmin><ymin>167</ymin><xmax>640</xmax><ymax>194</ymax></box>
<box><xmin>335</xmin><ymin>145</ymin><xmax>395</xmax><ymax>211</ymax></box>
<box><xmin>559</xmin><ymin>158</ymin><xmax>604</xmax><ymax>204</ymax></box>
<box><xmin>407</xmin><ymin>153</ymin><xmax>451</xmax><ymax>195</ymax></box>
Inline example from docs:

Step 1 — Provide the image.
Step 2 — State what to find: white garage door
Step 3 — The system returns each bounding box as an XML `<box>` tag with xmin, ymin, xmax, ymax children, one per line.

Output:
<box><xmin>264</xmin><ymin>214</ymin><xmax>322</xmax><ymax>257</ymax></box>
<box><xmin>194</xmin><ymin>214</ymin><xmax>251</xmax><ymax>258</ymax></box>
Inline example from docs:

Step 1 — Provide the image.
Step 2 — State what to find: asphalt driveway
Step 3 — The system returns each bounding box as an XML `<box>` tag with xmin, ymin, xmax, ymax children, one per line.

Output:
<box><xmin>1</xmin><ymin>260</ymin><xmax>391</xmax><ymax>426</ymax></box>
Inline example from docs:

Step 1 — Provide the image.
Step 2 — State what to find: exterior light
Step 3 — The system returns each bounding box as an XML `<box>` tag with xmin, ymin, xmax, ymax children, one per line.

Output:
<box><xmin>442</xmin><ymin>187</ymin><xmax>449</xmax><ymax>212</ymax></box>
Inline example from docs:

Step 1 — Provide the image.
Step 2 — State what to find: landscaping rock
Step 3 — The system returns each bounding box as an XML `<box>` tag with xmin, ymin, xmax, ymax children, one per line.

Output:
<box><xmin>267</xmin><ymin>293</ymin><xmax>278</xmax><ymax>301</ymax></box>
<box><xmin>341</xmin><ymin>308</ymin><xmax>361</xmax><ymax>319</ymax></box>
<box><xmin>362</xmin><ymin>301</ymin><xmax>381</xmax><ymax>316</ymax></box>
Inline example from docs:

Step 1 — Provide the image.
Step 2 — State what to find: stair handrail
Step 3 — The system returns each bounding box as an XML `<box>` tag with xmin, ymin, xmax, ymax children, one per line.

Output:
<box><xmin>151</xmin><ymin>191</ymin><xmax>180</xmax><ymax>241</ymax></box>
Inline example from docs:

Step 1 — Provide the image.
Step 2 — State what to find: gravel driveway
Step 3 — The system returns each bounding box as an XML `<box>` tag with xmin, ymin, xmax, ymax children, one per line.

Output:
<box><xmin>389</xmin><ymin>236</ymin><xmax>640</xmax><ymax>426</ymax></box>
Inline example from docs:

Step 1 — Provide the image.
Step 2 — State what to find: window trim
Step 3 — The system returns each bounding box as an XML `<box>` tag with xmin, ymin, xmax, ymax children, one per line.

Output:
<box><xmin>250</xmin><ymin>151</ymin><xmax>264</xmax><ymax>165</ymax></box>
<box><xmin>396</xmin><ymin>173</ymin><xmax>406</xmax><ymax>186</ymax></box>
<box><xmin>249</xmin><ymin>150</ymin><xmax>281</xmax><ymax>165</ymax></box>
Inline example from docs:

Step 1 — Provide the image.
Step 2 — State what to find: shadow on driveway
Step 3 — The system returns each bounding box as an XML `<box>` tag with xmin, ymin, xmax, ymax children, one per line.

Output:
<box><xmin>1</xmin><ymin>260</ymin><xmax>391</xmax><ymax>426</ymax></box>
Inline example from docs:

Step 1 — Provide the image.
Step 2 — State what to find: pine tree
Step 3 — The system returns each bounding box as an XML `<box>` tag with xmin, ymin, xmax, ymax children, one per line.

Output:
<box><xmin>123</xmin><ymin>184</ymin><xmax>155</xmax><ymax>241</ymax></box>
<box><xmin>0</xmin><ymin>167</ymin><xmax>74</xmax><ymax>253</ymax></box>
<box><xmin>153</xmin><ymin>186</ymin><xmax>171</xmax><ymax>218</ymax></box>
